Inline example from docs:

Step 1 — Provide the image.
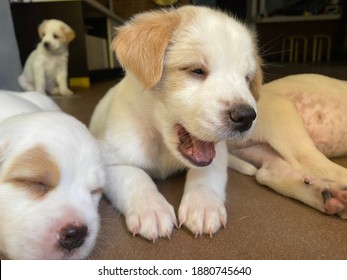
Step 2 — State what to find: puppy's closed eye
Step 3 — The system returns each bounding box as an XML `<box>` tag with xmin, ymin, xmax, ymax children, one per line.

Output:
<box><xmin>2</xmin><ymin>145</ymin><xmax>60</xmax><ymax>198</ymax></box>
<box><xmin>53</xmin><ymin>33</ymin><xmax>60</xmax><ymax>39</ymax></box>
<box><xmin>9</xmin><ymin>177</ymin><xmax>51</xmax><ymax>197</ymax></box>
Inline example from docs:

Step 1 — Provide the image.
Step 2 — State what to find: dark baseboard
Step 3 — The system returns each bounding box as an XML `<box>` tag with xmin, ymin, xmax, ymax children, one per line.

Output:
<box><xmin>89</xmin><ymin>68</ymin><xmax>124</xmax><ymax>83</ymax></box>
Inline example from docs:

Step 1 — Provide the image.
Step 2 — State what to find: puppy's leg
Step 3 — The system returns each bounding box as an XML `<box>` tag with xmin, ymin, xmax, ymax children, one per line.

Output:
<box><xmin>33</xmin><ymin>67</ymin><xmax>46</xmax><ymax>94</ymax></box>
<box><xmin>55</xmin><ymin>65</ymin><xmax>73</xmax><ymax>96</ymax></box>
<box><xmin>178</xmin><ymin>142</ymin><xmax>228</xmax><ymax>237</ymax></box>
<box><xmin>228</xmin><ymin>153</ymin><xmax>257</xmax><ymax>176</ymax></box>
<box><xmin>105</xmin><ymin>165</ymin><xmax>177</xmax><ymax>241</ymax></box>
<box><xmin>18</xmin><ymin>75</ymin><xmax>35</xmax><ymax>91</ymax></box>
<box><xmin>255</xmin><ymin>153</ymin><xmax>347</xmax><ymax>219</ymax></box>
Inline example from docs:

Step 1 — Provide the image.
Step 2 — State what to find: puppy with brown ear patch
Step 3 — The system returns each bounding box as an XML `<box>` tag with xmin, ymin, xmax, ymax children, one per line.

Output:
<box><xmin>18</xmin><ymin>19</ymin><xmax>75</xmax><ymax>96</ymax></box>
<box><xmin>0</xmin><ymin>90</ymin><xmax>105</xmax><ymax>259</ymax></box>
<box><xmin>90</xmin><ymin>6</ymin><xmax>262</xmax><ymax>241</ymax></box>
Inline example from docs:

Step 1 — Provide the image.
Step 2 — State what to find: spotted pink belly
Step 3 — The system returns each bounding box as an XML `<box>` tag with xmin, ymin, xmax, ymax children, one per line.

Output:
<box><xmin>286</xmin><ymin>91</ymin><xmax>347</xmax><ymax>158</ymax></box>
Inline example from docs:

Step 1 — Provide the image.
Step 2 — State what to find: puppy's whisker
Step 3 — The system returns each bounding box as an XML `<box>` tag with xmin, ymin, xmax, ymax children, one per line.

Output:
<box><xmin>259</xmin><ymin>34</ymin><xmax>285</xmax><ymax>57</ymax></box>
<box><xmin>260</xmin><ymin>34</ymin><xmax>283</xmax><ymax>50</ymax></box>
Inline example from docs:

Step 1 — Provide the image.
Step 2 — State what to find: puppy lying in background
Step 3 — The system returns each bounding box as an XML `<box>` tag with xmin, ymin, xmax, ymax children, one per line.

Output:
<box><xmin>0</xmin><ymin>90</ymin><xmax>105</xmax><ymax>259</ymax></box>
<box><xmin>90</xmin><ymin>6</ymin><xmax>262</xmax><ymax>240</ymax></box>
<box><xmin>229</xmin><ymin>74</ymin><xmax>347</xmax><ymax>218</ymax></box>
<box><xmin>18</xmin><ymin>19</ymin><xmax>75</xmax><ymax>96</ymax></box>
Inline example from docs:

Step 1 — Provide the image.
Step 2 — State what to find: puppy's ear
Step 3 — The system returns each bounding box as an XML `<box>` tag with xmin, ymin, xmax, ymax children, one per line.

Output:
<box><xmin>38</xmin><ymin>20</ymin><xmax>48</xmax><ymax>39</ymax></box>
<box><xmin>62</xmin><ymin>25</ymin><xmax>76</xmax><ymax>43</ymax></box>
<box><xmin>112</xmin><ymin>10</ymin><xmax>180</xmax><ymax>89</ymax></box>
<box><xmin>249</xmin><ymin>56</ymin><xmax>263</xmax><ymax>101</ymax></box>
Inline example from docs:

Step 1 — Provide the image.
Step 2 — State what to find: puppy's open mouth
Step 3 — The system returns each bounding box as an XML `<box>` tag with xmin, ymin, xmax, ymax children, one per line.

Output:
<box><xmin>175</xmin><ymin>124</ymin><xmax>216</xmax><ymax>167</ymax></box>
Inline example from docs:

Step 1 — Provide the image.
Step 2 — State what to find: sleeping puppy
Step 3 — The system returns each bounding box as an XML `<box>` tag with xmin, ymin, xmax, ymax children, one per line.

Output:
<box><xmin>228</xmin><ymin>74</ymin><xmax>347</xmax><ymax>218</ymax></box>
<box><xmin>18</xmin><ymin>19</ymin><xmax>75</xmax><ymax>96</ymax></box>
<box><xmin>0</xmin><ymin>90</ymin><xmax>61</xmax><ymax>121</ymax></box>
<box><xmin>0</xmin><ymin>90</ymin><xmax>105</xmax><ymax>259</ymax></box>
<box><xmin>90</xmin><ymin>6</ymin><xmax>262</xmax><ymax>240</ymax></box>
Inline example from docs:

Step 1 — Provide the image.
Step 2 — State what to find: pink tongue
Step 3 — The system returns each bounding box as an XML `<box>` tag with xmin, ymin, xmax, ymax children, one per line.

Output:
<box><xmin>181</xmin><ymin>134</ymin><xmax>216</xmax><ymax>166</ymax></box>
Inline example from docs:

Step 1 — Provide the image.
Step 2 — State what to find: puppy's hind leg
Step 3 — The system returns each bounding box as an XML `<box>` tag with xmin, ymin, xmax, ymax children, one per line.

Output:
<box><xmin>256</xmin><ymin>158</ymin><xmax>347</xmax><ymax>218</ymax></box>
<box><xmin>228</xmin><ymin>153</ymin><xmax>257</xmax><ymax>176</ymax></box>
<box><xmin>18</xmin><ymin>75</ymin><xmax>35</xmax><ymax>91</ymax></box>
<box><xmin>231</xmin><ymin>144</ymin><xmax>347</xmax><ymax>218</ymax></box>
<box><xmin>236</xmin><ymin>144</ymin><xmax>347</xmax><ymax>218</ymax></box>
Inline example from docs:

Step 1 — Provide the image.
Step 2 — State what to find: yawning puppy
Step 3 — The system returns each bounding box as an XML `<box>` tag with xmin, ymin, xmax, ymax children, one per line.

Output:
<box><xmin>90</xmin><ymin>6</ymin><xmax>261</xmax><ymax>240</ymax></box>
<box><xmin>0</xmin><ymin>91</ymin><xmax>105</xmax><ymax>259</ymax></box>
<box><xmin>18</xmin><ymin>19</ymin><xmax>75</xmax><ymax>96</ymax></box>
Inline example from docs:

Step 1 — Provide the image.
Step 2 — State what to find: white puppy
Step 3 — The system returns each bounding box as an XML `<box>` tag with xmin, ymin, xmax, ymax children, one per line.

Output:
<box><xmin>0</xmin><ymin>91</ymin><xmax>105</xmax><ymax>259</ymax></box>
<box><xmin>90</xmin><ymin>6</ymin><xmax>262</xmax><ymax>240</ymax></box>
<box><xmin>18</xmin><ymin>19</ymin><xmax>75</xmax><ymax>96</ymax></box>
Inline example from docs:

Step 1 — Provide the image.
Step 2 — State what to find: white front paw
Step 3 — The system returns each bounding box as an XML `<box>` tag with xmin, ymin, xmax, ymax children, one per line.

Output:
<box><xmin>125</xmin><ymin>190</ymin><xmax>177</xmax><ymax>241</ymax></box>
<box><xmin>178</xmin><ymin>188</ymin><xmax>227</xmax><ymax>237</ymax></box>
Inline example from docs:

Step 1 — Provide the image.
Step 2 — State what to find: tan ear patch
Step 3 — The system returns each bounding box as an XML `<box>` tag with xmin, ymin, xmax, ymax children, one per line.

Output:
<box><xmin>62</xmin><ymin>25</ymin><xmax>75</xmax><ymax>43</ymax></box>
<box><xmin>112</xmin><ymin>9</ymin><xmax>181</xmax><ymax>89</ymax></box>
<box><xmin>249</xmin><ymin>56</ymin><xmax>263</xmax><ymax>101</ymax></box>
<box><xmin>248</xmin><ymin>27</ymin><xmax>263</xmax><ymax>101</ymax></box>
<box><xmin>2</xmin><ymin>145</ymin><xmax>60</xmax><ymax>198</ymax></box>
<box><xmin>65</xmin><ymin>29</ymin><xmax>75</xmax><ymax>43</ymax></box>
<box><xmin>38</xmin><ymin>20</ymin><xmax>48</xmax><ymax>39</ymax></box>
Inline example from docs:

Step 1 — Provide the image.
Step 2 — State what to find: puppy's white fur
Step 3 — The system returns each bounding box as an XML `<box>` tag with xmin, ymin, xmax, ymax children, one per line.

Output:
<box><xmin>18</xmin><ymin>19</ymin><xmax>75</xmax><ymax>96</ymax></box>
<box><xmin>90</xmin><ymin>6</ymin><xmax>261</xmax><ymax>240</ymax></box>
<box><xmin>0</xmin><ymin>90</ymin><xmax>105</xmax><ymax>259</ymax></box>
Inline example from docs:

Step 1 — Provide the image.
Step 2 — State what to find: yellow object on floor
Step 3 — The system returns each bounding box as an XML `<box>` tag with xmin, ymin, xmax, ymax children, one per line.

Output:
<box><xmin>69</xmin><ymin>77</ymin><xmax>90</xmax><ymax>88</ymax></box>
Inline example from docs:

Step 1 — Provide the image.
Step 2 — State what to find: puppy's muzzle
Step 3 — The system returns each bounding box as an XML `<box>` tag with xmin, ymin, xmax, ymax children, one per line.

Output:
<box><xmin>229</xmin><ymin>104</ymin><xmax>256</xmax><ymax>132</ymax></box>
<box><xmin>43</xmin><ymin>41</ymin><xmax>51</xmax><ymax>50</ymax></box>
<box><xmin>58</xmin><ymin>224</ymin><xmax>88</xmax><ymax>251</ymax></box>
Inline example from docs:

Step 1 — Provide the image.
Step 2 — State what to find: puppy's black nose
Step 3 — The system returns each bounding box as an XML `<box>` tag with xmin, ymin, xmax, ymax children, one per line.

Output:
<box><xmin>59</xmin><ymin>224</ymin><xmax>88</xmax><ymax>251</ymax></box>
<box><xmin>43</xmin><ymin>41</ymin><xmax>50</xmax><ymax>50</ymax></box>
<box><xmin>229</xmin><ymin>104</ymin><xmax>256</xmax><ymax>132</ymax></box>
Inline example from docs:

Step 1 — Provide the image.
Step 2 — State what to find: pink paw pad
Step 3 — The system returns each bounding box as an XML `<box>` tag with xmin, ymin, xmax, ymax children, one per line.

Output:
<box><xmin>322</xmin><ymin>189</ymin><xmax>347</xmax><ymax>215</ymax></box>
